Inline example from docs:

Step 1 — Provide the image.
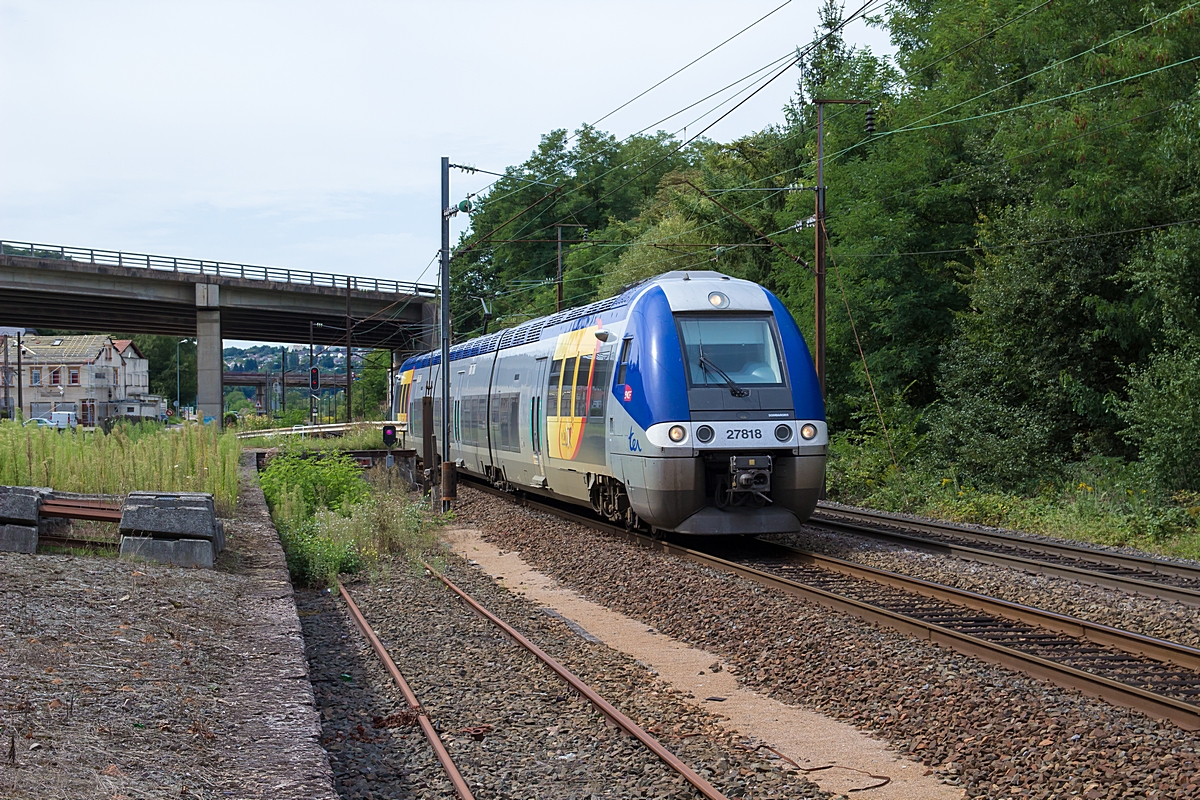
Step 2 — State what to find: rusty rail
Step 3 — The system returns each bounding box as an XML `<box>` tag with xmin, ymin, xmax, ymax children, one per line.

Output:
<box><xmin>337</xmin><ymin>583</ymin><xmax>475</xmax><ymax>800</ymax></box>
<box><xmin>811</xmin><ymin>505</ymin><xmax>1200</xmax><ymax>607</ymax></box>
<box><xmin>464</xmin><ymin>480</ymin><xmax>1200</xmax><ymax>731</ymax></box>
<box><xmin>421</xmin><ymin>563</ymin><xmax>733</xmax><ymax>800</ymax></box>
<box><xmin>39</xmin><ymin>499</ymin><xmax>122</xmax><ymax>523</ymax></box>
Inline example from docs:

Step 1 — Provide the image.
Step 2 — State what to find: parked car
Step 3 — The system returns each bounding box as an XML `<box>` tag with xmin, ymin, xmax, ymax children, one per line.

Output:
<box><xmin>24</xmin><ymin>412</ymin><xmax>77</xmax><ymax>430</ymax></box>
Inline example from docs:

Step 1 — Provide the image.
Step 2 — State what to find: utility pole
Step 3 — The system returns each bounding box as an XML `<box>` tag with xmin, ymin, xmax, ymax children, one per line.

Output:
<box><xmin>440</xmin><ymin>156</ymin><xmax>452</xmax><ymax>512</ymax></box>
<box><xmin>812</xmin><ymin>98</ymin><xmax>871</xmax><ymax>399</ymax></box>
<box><xmin>345</xmin><ymin>285</ymin><xmax>352</xmax><ymax>424</ymax></box>
<box><xmin>2</xmin><ymin>334</ymin><xmax>9</xmax><ymax>419</ymax></box>
<box><xmin>16</xmin><ymin>331</ymin><xmax>22</xmax><ymax>420</ymax></box>
<box><xmin>280</xmin><ymin>345</ymin><xmax>286</xmax><ymax>414</ymax></box>
<box><xmin>815</xmin><ymin>101</ymin><xmax>826</xmax><ymax>399</ymax></box>
<box><xmin>554</xmin><ymin>223</ymin><xmax>586</xmax><ymax>312</ymax></box>
<box><xmin>314</xmin><ymin>321</ymin><xmax>319</xmax><ymax>429</ymax></box>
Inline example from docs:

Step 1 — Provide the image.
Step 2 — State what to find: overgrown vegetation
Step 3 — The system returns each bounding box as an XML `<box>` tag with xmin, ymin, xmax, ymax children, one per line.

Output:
<box><xmin>238</xmin><ymin>423</ymin><xmax>399</xmax><ymax>452</ymax></box>
<box><xmin>449</xmin><ymin>0</ymin><xmax>1200</xmax><ymax>549</ymax></box>
<box><xmin>259</xmin><ymin>451</ymin><xmax>438</xmax><ymax>586</ymax></box>
<box><xmin>0</xmin><ymin>419</ymin><xmax>239</xmax><ymax>515</ymax></box>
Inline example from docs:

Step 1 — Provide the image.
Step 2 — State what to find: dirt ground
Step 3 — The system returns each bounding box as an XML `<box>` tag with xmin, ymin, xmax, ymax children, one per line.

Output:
<box><xmin>0</xmin><ymin>456</ymin><xmax>336</xmax><ymax>800</ymax></box>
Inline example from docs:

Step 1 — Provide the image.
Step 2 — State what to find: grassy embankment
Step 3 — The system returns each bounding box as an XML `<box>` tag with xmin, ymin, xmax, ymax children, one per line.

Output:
<box><xmin>0</xmin><ymin>420</ymin><xmax>240</xmax><ymax>515</ymax></box>
<box><xmin>829</xmin><ymin>431</ymin><xmax>1200</xmax><ymax>561</ymax></box>
<box><xmin>258</xmin><ymin>449</ymin><xmax>438</xmax><ymax>586</ymax></box>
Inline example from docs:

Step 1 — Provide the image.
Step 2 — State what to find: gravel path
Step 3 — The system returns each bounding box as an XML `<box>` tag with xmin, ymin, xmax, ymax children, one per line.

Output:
<box><xmin>300</xmin><ymin>556</ymin><xmax>827</xmax><ymax>799</ymax></box>
<box><xmin>0</xmin><ymin>456</ymin><xmax>335</xmax><ymax>800</ymax></box>
<box><xmin>768</xmin><ymin>527</ymin><xmax>1200</xmax><ymax>649</ymax></box>
<box><xmin>452</xmin><ymin>486</ymin><xmax>1200</xmax><ymax>800</ymax></box>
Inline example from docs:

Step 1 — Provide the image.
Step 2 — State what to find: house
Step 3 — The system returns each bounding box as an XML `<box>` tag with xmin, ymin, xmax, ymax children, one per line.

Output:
<box><xmin>0</xmin><ymin>334</ymin><xmax>164</xmax><ymax>425</ymax></box>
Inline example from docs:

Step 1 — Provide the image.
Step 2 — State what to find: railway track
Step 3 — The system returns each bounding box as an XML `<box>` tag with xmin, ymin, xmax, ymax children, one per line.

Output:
<box><xmin>337</xmin><ymin>567</ymin><xmax>735</xmax><ymax>800</ymax></box>
<box><xmin>811</xmin><ymin>504</ymin><xmax>1200</xmax><ymax>606</ymax></box>
<box><xmin>466</xmin><ymin>482</ymin><xmax>1200</xmax><ymax>730</ymax></box>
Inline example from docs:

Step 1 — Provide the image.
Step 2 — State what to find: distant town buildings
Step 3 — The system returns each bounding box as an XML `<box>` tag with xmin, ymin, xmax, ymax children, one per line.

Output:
<box><xmin>0</xmin><ymin>333</ymin><xmax>164</xmax><ymax>425</ymax></box>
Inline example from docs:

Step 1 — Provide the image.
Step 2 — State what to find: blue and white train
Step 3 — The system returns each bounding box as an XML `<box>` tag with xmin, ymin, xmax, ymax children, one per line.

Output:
<box><xmin>393</xmin><ymin>271</ymin><xmax>827</xmax><ymax>535</ymax></box>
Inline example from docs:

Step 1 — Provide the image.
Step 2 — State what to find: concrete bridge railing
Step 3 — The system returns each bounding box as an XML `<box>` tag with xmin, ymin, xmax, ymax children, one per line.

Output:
<box><xmin>0</xmin><ymin>239</ymin><xmax>439</xmax><ymax>297</ymax></box>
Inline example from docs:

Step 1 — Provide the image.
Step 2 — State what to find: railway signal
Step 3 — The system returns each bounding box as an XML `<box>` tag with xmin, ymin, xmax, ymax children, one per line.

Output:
<box><xmin>309</xmin><ymin>367</ymin><xmax>320</xmax><ymax>391</ymax></box>
<box><xmin>382</xmin><ymin>424</ymin><xmax>397</xmax><ymax>449</ymax></box>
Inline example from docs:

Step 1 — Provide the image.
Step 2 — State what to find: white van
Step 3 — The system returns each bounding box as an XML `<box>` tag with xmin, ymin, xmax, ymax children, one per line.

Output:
<box><xmin>49</xmin><ymin>411</ymin><xmax>78</xmax><ymax>430</ymax></box>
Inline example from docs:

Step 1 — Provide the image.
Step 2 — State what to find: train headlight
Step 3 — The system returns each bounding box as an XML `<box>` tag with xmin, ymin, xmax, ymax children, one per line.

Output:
<box><xmin>696</xmin><ymin>425</ymin><xmax>714</xmax><ymax>443</ymax></box>
<box><xmin>800</xmin><ymin>423</ymin><xmax>819</xmax><ymax>440</ymax></box>
<box><xmin>707</xmin><ymin>291</ymin><xmax>729</xmax><ymax>309</ymax></box>
<box><xmin>774</xmin><ymin>424</ymin><xmax>793</xmax><ymax>442</ymax></box>
<box><xmin>668</xmin><ymin>425</ymin><xmax>687</xmax><ymax>443</ymax></box>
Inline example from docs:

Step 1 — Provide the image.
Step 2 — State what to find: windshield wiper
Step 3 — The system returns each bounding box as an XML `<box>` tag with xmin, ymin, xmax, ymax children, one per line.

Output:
<box><xmin>699</xmin><ymin>352</ymin><xmax>749</xmax><ymax>397</ymax></box>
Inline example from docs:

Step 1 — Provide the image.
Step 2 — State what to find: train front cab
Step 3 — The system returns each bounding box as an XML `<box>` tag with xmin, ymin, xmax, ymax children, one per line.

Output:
<box><xmin>608</xmin><ymin>276</ymin><xmax>827</xmax><ymax>535</ymax></box>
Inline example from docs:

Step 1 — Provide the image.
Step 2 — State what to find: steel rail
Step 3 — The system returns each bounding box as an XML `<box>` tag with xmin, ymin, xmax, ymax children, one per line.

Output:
<box><xmin>812</xmin><ymin>515</ymin><xmax>1200</xmax><ymax>607</ymax></box>
<box><xmin>422</xmin><ymin>562</ymin><xmax>733</xmax><ymax>800</ymax></box>
<box><xmin>672</xmin><ymin>542</ymin><xmax>1200</xmax><ymax>731</ymax></box>
<box><xmin>338</xmin><ymin>583</ymin><xmax>476</xmax><ymax>800</ymax></box>
<box><xmin>811</xmin><ymin>505</ymin><xmax>1200</xmax><ymax>606</ymax></box>
<box><xmin>463</xmin><ymin>482</ymin><xmax>1200</xmax><ymax>731</ymax></box>
<box><xmin>39</xmin><ymin>499</ymin><xmax>123</xmax><ymax>523</ymax></box>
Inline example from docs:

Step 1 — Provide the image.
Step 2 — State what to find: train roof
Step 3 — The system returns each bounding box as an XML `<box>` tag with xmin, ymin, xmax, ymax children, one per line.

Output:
<box><xmin>400</xmin><ymin>271</ymin><xmax>742</xmax><ymax>371</ymax></box>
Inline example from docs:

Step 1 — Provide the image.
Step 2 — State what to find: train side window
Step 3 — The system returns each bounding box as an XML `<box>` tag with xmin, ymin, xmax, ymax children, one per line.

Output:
<box><xmin>574</xmin><ymin>354</ymin><xmax>592</xmax><ymax>417</ymax></box>
<box><xmin>617</xmin><ymin>338</ymin><xmax>632</xmax><ymax>384</ymax></box>
<box><xmin>547</xmin><ymin>359</ymin><xmax>562</xmax><ymax>417</ymax></box>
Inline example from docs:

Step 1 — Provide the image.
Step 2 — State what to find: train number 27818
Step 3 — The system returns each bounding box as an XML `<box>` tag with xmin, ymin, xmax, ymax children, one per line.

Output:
<box><xmin>726</xmin><ymin>428</ymin><xmax>763</xmax><ymax>440</ymax></box>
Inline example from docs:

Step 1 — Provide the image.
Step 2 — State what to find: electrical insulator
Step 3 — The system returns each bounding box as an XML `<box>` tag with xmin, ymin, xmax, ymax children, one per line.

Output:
<box><xmin>865</xmin><ymin>107</ymin><xmax>876</xmax><ymax>134</ymax></box>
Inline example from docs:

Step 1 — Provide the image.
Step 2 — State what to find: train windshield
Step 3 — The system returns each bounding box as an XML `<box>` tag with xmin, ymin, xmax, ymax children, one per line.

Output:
<box><xmin>677</xmin><ymin>316</ymin><xmax>784</xmax><ymax>387</ymax></box>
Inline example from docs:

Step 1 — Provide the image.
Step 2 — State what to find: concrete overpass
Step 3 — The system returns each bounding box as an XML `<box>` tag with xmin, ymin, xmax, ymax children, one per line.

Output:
<box><xmin>0</xmin><ymin>240</ymin><xmax>437</xmax><ymax>423</ymax></box>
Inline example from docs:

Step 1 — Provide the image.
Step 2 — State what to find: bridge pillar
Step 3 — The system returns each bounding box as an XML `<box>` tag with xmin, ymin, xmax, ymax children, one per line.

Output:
<box><xmin>196</xmin><ymin>284</ymin><xmax>223</xmax><ymax>426</ymax></box>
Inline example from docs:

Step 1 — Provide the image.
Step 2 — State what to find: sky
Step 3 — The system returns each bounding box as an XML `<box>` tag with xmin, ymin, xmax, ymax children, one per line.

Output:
<box><xmin>0</xmin><ymin>1</ymin><xmax>893</xmax><ymax>306</ymax></box>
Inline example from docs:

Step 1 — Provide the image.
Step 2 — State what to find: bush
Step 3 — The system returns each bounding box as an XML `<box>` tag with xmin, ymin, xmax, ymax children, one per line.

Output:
<box><xmin>260</xmin><ymin>452</ymin><xmax>437</xmax><ymax>586</ymax></box>
<box><xmin>1118</xmin><ymin>343</ymin><xmax>1200</xmax><ymax>492</ymax></box>
<box><xmin>259</xmin><ymin>451</ymin><xmax>367</xmax><ymax>516</ymax></box>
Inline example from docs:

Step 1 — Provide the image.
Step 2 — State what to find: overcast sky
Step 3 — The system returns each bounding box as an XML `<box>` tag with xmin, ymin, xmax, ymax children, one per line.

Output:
<box><xmin>0</xmin><ymin>1</ymin><xmax>892</xmax><ymax>294</ymax></box>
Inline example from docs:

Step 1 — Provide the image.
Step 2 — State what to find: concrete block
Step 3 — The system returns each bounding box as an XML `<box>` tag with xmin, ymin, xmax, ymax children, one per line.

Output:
<box><xmin>120</xmin><ymin>492</ymin><xmax>218</xmax><ymax>541</ymax></box>
<box><xmin>0</xmin><ymin>486</ymin><xmax>52</xmax><ymax>524</ymax></box>
<box><xmin>0</xmin><ymin>524</ymin><xmax>38</xmax><ymax>554</ymax></box>
<box><xmin>120</xmin><ymin>536</ymin><xmax>214</xmax><ymax>569</ymax></box>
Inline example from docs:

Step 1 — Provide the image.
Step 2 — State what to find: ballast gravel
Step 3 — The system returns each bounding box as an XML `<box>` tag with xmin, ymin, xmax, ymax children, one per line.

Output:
<box><xmin>452</xmin><ymin>486</ymin><xmax>1200</xmax><ymax>800</ymax></box>
<box><xmin>299</xmin><ymin>558</ymin><xmax>827</xmax><ymax>799</ymax></box>
<box><xmin>769</xmin><ymin>526</ymin><xmax>1200</xmax><ymax>649</ymax></box>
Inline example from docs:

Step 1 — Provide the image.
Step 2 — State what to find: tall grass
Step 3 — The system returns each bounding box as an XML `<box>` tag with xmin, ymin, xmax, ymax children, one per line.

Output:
<box><xmin>828</xmin><ymin>428</ymin><xmax>1200</xmax><ymax>560</ymax></box>
<box><xmin>0</xmin><ymin>420</ymin><xmax>240</xmax><ymax>515</ymax></box>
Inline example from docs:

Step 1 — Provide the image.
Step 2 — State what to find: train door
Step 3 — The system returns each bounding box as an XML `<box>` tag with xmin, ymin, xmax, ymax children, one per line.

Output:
<box><xmin>545</xmin><ymin>325</ymin><xmax>611</xmax><ymax>502</ymax></box>
<box><xmin>530</xmin><ymin>356</ymin><xmax>548</xmax><ymax>485</ymax></box>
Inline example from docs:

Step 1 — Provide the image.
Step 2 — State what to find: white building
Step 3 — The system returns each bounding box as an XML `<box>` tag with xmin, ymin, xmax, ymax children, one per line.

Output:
<box><xmin>1</xmin><ymin>334</ymin><xmax>164</xmax><ymax>425</ymax></box>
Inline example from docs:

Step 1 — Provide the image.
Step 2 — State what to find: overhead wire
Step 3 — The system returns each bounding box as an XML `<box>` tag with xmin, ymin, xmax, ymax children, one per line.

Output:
<box><xmin>457</xmin><ymin>0</ymin><xmax>887</xmax><ymax>257</ymax></box>
<box><xmin>451</xmin><ymin>3</ymin><xmax>806</xmax><ymax>212</ymax></box>
<box><xmin>448</xmin><ymin>1</ymin><xmax>1195</xmax><ymax>342</ymax></box>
